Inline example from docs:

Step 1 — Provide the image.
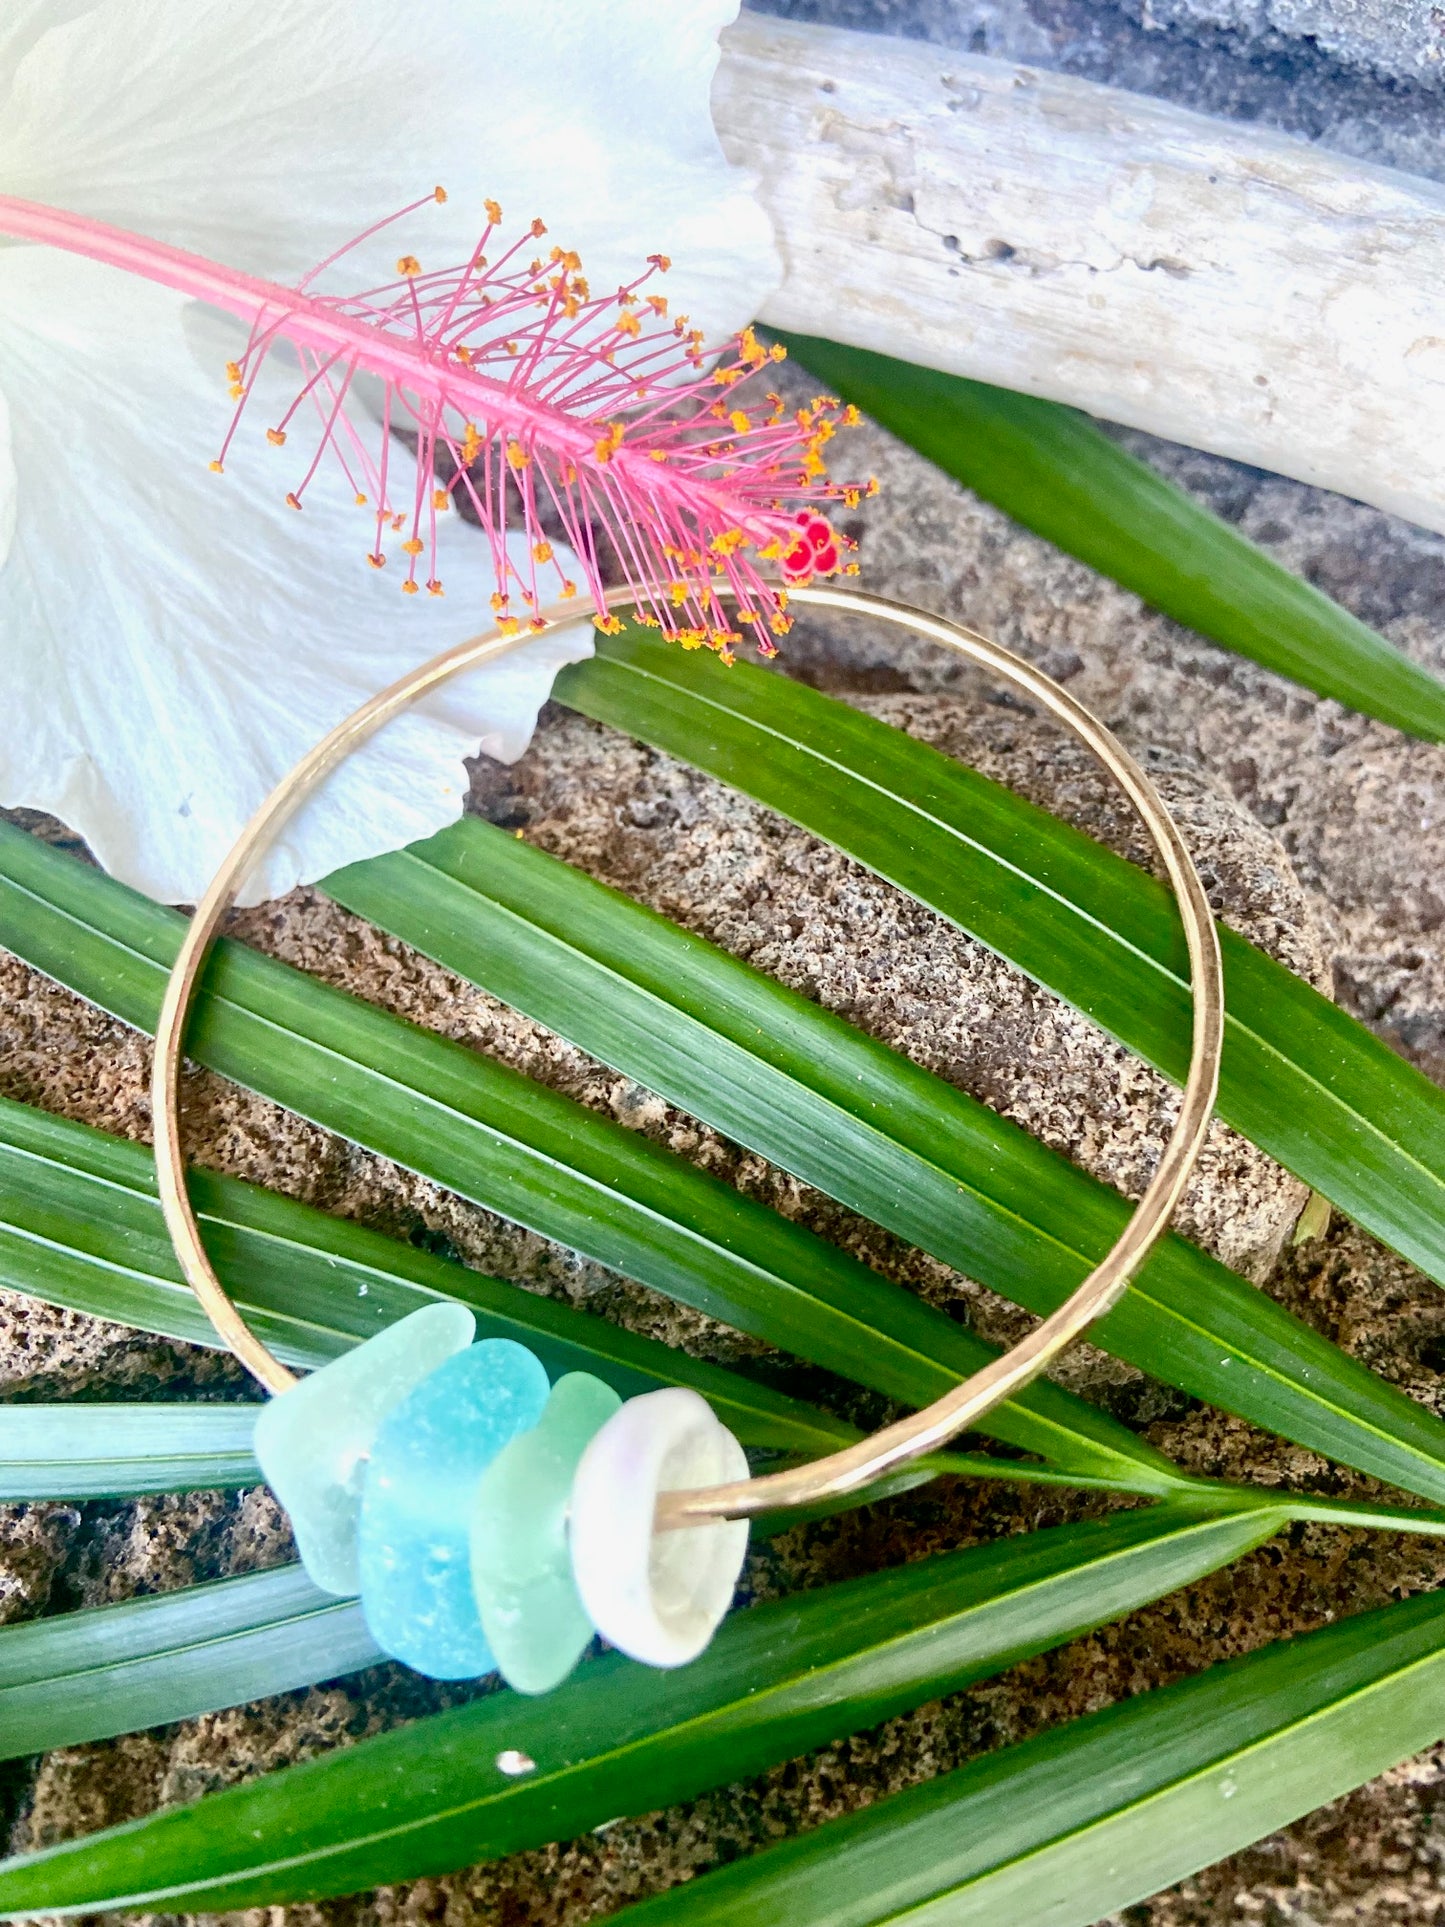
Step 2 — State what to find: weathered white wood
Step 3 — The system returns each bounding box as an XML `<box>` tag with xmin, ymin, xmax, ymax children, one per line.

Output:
<box><xmin>715</xmin><ymin>14</ymin><xmax>1445</xmax><ymax>534</ymax></box>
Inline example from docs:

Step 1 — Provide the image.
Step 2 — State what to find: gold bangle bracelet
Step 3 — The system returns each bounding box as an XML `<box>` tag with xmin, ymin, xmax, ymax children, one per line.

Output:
<box><xmin>152</xmin><ymin>584</ymin><xmax>1225</xmax><ymax>1528</ymax></box>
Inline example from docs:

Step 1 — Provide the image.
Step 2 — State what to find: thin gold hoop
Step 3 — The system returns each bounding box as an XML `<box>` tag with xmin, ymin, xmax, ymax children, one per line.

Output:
<box><xmin>152</xmin><ymin>584</ymin><xmax>1224</xmax><ymax>1528</ymax></box>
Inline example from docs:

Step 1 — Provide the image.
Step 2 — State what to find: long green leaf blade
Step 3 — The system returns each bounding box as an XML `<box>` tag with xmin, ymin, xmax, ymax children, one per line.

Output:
<box><xmin>0</xmin><ymin>1566</ymin><xmax>377</xmax><ymax>1761</ymax></box>
<box><xmin>328</xmin><ymin>820</ymin><xmax>1445</xmax><ymax>1502</ymax></box>
<box><xmin>0</xmin><ymin>1095</ymin><xmax>844</xmax><ymax>1458</ymax></box>
<box><xmin>616</xmin><ymin>1586</ymin><xmax>1445</xmax><ymax>1927</ymax></box>
<box><xmin>0</xmin><ymin>826</ymin><xmax>1161</xmax><ymax>1488</ymax></box>
<box><xmin>0</xmin><ymin>1403</ymin><xmax>259</xmax><ymax>1499</ymax></box>
<box><xmin>772</xmin><ymin>332</ymin><xmax>1445</xmax><ymax>742</ymax></box>
<box><xmin>0</xmin><ymin>1505</ymin><xmax>1280</xmax><ymax>1915</ymax></box>
<box><xmin>555</xmin><ymin>633</ymin><xmax>1445</xmax><ymax>1292</ymax></box>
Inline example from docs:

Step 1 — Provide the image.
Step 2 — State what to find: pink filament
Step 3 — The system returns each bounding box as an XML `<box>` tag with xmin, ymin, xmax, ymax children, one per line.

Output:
<box><xmin>0</xmin><ymin>194</ymin><xmax>868</xmax><ymax>655</ymax></box>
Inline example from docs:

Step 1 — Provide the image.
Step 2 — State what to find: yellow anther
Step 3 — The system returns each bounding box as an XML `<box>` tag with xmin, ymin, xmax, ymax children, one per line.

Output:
<box><xmin>507</xmin><ymin>440</ymin><xmax>531</xmax><ymax>470</ymax></box>
<box><xmin>396</xmin><ymin>255</ymin><xmax>422</xmax><ymax>278</ymax></box>
<box><xmin>427</xmin><ymin>579</ymin><xmax>444</xmax><ymax>596</ymax></box>
<box><xmin>228</xmin><ymin>383</ymin><xmax>245</xmax><ymax>400</ymax></box>
<box><xmin>225</xmin><ymin>360</ymin><xmax>242</xmax><ymax>382</ymax></box>
<box><xmin>498</xmin><ymin>615</ymin><xmax>522</xmax><ymax>636</ymax></box>
<box><xmin>593</xmin><ymin>422</ymin><xmax>625</xmax><ymax>464</ymax></box>
<box><xmin>434</xmin><ymin>185</ymin><xmax>448</xmax><ymax>203</ymax></box>
<box><xmin>647</xmin><ymin>294</ymin><xmax>668</xmax><ymax>316</ymax></box>
<box><xmin>532</xmin><ymin>541</ymin><xmax>553</xmax><ymax>563</ymax></box>
<box><xmin>528</xmin><ymin>616</ymin><xmax>548</xmax><ymax>633</ymax></box>
<box><xmin>530</xmin><ymin>217</ymin><xmax>547</xmax><ymax>237</ymax></box>
<box><xmin>484</xmin><ymin>198</ymin><xmax>503</xmax><ymax>225</ymax></box>
<box><xmin>648</xmin><ymin>253</ymin><xmax>671</xmax><ymax>272</ymax></box>
<box><xmin>491</xmin><ymin>593</ymin><xmax>510</xmax><ymax>614</ymax></box>
<box><xmin>729</xmin><ymin>411</ymin><xmax>750</xmax><ymax>434</ymax></box>
<box><xmin>770</xmin><ymin>611</ymin><xmax>793</xmax><ymax>636</ymax></box>
<box><xmin>391</xmin><ymin>513</ymin><xmax>406</xmax><ymax>531</ymax></box>
<box><xmin>593</xmin><ymin>613</ymin><xmax>624</xmax><ymax>635</ymax></box>
<box><xmin>573</xmin><ymin>276</ymin><xmax>590</xmax><ymax>301</ymax></box>
<box><xmin>844</xmin><ymin>487</ymin><xmax>862</xmax><ymax>509</ymax></box>
<box><xmin>843</xmin><ymin>404</ymin><xmax>862</xmax><ymax>426</ymax></box>
<box><xmin>769</xmin><ymin>342</ymin><xmax>788</xmax><ymax>362</ymax></box>
<box><xmin>367</xmin><ymin>552</ymin><xmax>386</xmax><ymax>570</ymax></box>
<box><xmin>456</xmin><ymin>346</ymin><xmax>474</xmax><ymax>366</ymax></box>
<box><xmin>402</xmin><ymin>538</ymin><xmax>425</xmax><ymax>557</ymax></box>
<box><xmin>504</xmin><ymin>340</ymin><xmax>520</xmax><ymax>356</ymax></box>
<box><xmin>402</xmin><ymin>579</ymin><xmax>419</xmax><ymax>594</ymax></box>
<box><xmin>616</xmin><ymin>311</ymin><xmax>641</xmax><ymax>339</ymax></box>
<box><xmin>432</xmin><ymin>489</ymin><xmax>451</xmax><ymax>511</ymax></box>
<box><xmin>286</xmin><ymin>492</ymin><xmax>302</xmax><ymax>511</ymax></box>
<box><xmin>844</xmin><ymin>561</ymin><xmax>861</xmax><ymax>575</ymax></box>
<box><xmin>266</xmin><ymin>427</ymin><xmax>287</xmax><ymax>446</ymax></box>
<box><xmin>560</xmin><ymin>580</ymin><xmax>577</xmax><ymax>599</ymax></box>
<box><xmin>355</xmin><ymin>492</ymin><xmax>369</xmax><ymax>507</ymax></box>
<box><xmin>712</xmin><ymin>367</ymin><xmax>742</xmax><ymax>387</ymax></box>
<box><xmin>649</xmin><ymin>449</ymin><xmax>669</xmax><ymax>463</ymax></box>
<box><xmin>209</xmin><ymin>460</ymin><xmax>224</xmax><ymax>475</ymax></box>
<box><xmin>461</xmin><ymin>424</ymin><xmax>483</xmax><ymax>465</ymax></box>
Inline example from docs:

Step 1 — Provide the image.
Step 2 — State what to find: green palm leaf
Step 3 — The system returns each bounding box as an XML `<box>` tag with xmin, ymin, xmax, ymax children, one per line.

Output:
<box><xmin>0</xmin><ymin>1094</ymin><xmax>845</xmax><ymax>1460</ymax></box>
<box><xmin>557</xmin><ymin>632</ymin><xmax>1445</xmax><ymax>1288</ymax></box>
<box><xmin>771</xmin><ymin>333</ymin><xmax>1445</xmax><ymax>743</ymax></box>
<box><xmin>616</xmin><ymin>1586</ymin><xmax>1445</xmax><ymax>1927</ymax></box>
<box><xmin>0</xmin><ymin>1401</ymin><xmax>259</xmax><ymax>1499</ymax></box>
<box><xmin>0</xmin><ymin>1505</ymin><xmax>1280</xmax><ymax>1916</ymax></box>
<box><xmin>329</xmin><ymin>817</ymin><xmax>1445</xmax><ymax>1502</ymax></box>
<box><xmin>0</xmin><ymin>1566</ymin><xmax>377</xmax><ymax>1760</ymax></box>
<box><xmin>0</xmin><ymin>819</ymin><xmax>1178</xmax><ymax>1490</ymax></box>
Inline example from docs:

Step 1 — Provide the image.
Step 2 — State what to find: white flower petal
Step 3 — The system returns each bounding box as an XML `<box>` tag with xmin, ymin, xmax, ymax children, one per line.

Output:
<box><xmin>0</xmin><ymin>0</ymin><xmax>102</xmax><ymax>102</ymax></box>
<box><xmin>2</xmin><ymin>0</ymin><xmax>779</xmax><ymax>347</ymax></box>
<box><xmin>0</xmin><ymin>247</ymin><xmax>592</xmax><ymax>906</ymax></box>
<box><xmin>0</xmin><ymin>381</ymin><xmax>15</xmax><ymax>576</ymax></box>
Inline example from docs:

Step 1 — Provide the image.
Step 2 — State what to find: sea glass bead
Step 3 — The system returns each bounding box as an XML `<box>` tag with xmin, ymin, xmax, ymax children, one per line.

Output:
<box><xmin>569</xmin><ymin>1387</ymin><xmax>750</xmax><ymax>1668</ymax></box>
<box><xmin>253</xmin><ymin>1302</ymin><xmax>475</xmax><ymax>1597</ymax></box>
<box><xmin>358</xmin><ymin>1338</ymin><xmax>549</xmax><ymax>1679</ymax></box>
<box><xmin>471</xmin><ymin>1371</ymin><xmax>622</xmax><ymax>1695</ymax></box>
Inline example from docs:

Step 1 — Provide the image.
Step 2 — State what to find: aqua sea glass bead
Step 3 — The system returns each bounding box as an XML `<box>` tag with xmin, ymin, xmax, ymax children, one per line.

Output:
<box><xmin>358</xmin><ymin>1338</ymin><xmax>549</xmax><ymax>1679</ymax></box>
<box><xmin>253</xmin><ymin>1302</ymin><xmax>475</xmax><ymax>1597</ymax></box>
<box><xmin>471</xmin><ymin>1371</ymin><xmax>622</xmax><ymax>1695</ymax></box>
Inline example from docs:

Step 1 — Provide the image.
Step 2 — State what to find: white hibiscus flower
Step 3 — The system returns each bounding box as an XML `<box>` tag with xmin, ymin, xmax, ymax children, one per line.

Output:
<box><xmin>0</xmin><ymin>0</ymin><xmax>780</xmax><ymax>903</ymax></box>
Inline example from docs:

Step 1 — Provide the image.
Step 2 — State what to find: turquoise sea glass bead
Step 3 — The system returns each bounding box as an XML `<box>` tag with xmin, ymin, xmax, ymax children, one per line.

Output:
<box><xmin>358</xmin><ymin>1338</ymin><xmax>549</xmax><ymax>1679</ymax></box>
<box><xmin>471</xmin><ymin>1371</ymin><xmax>622</xmax><ymax>1695</ymax></box>
<box><xmin>253</xmin><ymin>1302</ymin><xmax>475</xmax><ymax>1597</ymax></box>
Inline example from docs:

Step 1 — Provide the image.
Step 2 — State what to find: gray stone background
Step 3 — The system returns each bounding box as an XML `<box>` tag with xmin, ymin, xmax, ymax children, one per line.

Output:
<box><xmin>3</xmin><ymin>2</ymin><xmax>1445</xmax><ymax>1922</ymax></box>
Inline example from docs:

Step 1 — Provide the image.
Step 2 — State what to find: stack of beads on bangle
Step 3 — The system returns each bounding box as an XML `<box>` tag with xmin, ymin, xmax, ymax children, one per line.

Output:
<box><xmin>253</xmin><ymin>1305</ymin><xmax>751</xmax><ymax>1693</ymax></box>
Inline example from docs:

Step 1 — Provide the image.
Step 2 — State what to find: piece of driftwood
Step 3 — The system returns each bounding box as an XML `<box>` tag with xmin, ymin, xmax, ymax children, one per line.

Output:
<box><xmin>716</xmin><ymin>13</ymin><xmax>1445</xmax><ymax>535</ymax></box>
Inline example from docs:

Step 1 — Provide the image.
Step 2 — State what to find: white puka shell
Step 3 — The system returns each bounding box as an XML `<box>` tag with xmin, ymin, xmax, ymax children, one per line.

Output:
<box><xmin>569</xmin><ymin>1387</ymin><xmax>749</xmax><ymax>1668</ymax></box>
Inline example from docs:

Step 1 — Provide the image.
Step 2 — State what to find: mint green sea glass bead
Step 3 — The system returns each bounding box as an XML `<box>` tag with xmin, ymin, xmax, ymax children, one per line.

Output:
<box><xmin>471</xmin><ymin>1371</ymin><xmax>621</xmax><ymax>1694</ymax></box>
<box><xmin>360</xmin><ymin>1338</ymin><xmax>550</xmax><ymax>1680</ymax></box>
<box><xmin>254</xmin><ymin>1302</ymin><xmax>475</xmax><ymax>1597</ymax></box>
